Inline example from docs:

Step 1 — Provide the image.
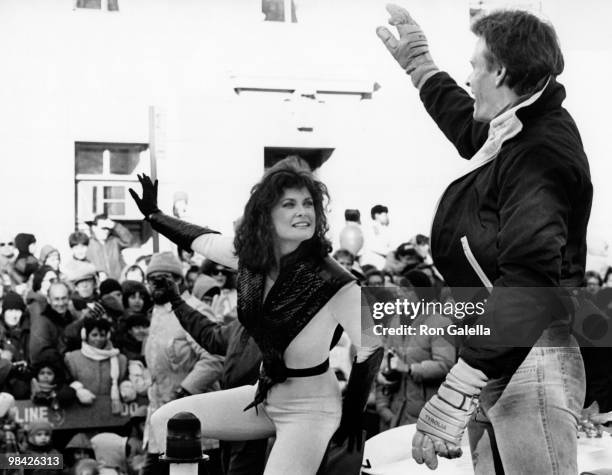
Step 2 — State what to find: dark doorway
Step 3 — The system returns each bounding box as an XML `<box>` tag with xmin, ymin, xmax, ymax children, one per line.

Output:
<box><xmin>264</xmin><ymin>147</ymin><xmax>334</xmax><ymax>171</ymax></box>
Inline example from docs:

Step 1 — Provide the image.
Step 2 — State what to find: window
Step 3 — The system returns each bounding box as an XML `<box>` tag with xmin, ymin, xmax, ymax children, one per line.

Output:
<box><xmin>264</xmin><ymin>147</ymin><xmax>333</xmax><ymax>171</ymax></box>
<box><xmin>75</xmin><ymin>142</ymin><xmax>149</xmax><ymax>227</ymax></box>
<box><xmin>262</xmin><ymin>0</ymin><xmax>297</xmax><ymax>23</ymax></box>
<box><xmin>75</xmin><ymin>0</ymin><xmax>119</xmax><ymax>11</ymax></box>
<box><xmin>75</xmin><ymin>142</ymin><xmax>146</xmax><ymax>177</ymax></box>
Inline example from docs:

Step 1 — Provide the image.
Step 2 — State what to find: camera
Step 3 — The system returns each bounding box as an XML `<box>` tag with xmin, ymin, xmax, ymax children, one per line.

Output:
<box><xmin>11</xmin><ymin>361</ymin><xmax>28</xmax><ymax>373</ymax></box>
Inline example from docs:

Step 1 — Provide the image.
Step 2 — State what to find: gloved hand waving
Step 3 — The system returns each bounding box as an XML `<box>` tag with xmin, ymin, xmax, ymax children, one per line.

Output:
<box><xmin>129</xmin><ymin>174</ymin><xmax>160</xmax><ymax>219</ymax></box>
<box><xmin>376</xmin><ymin>4</ymin><xmax>439</xmax><ymax>89</ymax></box>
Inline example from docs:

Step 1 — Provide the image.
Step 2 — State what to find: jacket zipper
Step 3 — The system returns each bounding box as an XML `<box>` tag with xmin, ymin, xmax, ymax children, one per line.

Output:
<box><xmin>460</xmin><ymin>236</ymin><xmax>493</xmax><ymax>293</ymax></box>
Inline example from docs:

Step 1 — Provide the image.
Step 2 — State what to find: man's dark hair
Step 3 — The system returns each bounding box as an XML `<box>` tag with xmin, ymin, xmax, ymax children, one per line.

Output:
<box><xmin>370</xmin><ymin>205</ymin><xmax>388</xmax><ymax>220</ymax></box>
<box><xmin>234</xmin><ymin>156</ymin><xmax>331</xmax><ymax>272</ymax></box>
<box><xmin>344</xmin><ymin>209</ymin><xmax>361</xmax><ymax>223</ymax></box>
<box><xmin>68</xmin><ymin>231</ymin><xmax>90</xmax><ymax>248</ymax></box>
<box><xmin>83</xmin><ymin>316</ymin><xmax>112</xmax><ymax>336</ymax></box>
<box><xmin>471</xmin><ymin>10</ymin><xmax>564</xmax><ymax>95</ymax></box>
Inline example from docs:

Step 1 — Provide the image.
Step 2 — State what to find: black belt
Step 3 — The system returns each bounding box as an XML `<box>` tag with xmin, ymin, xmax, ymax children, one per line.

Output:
<box><xmin>286</xmin><ymin>358</ymin><xmax>330</xmax><ymax>377</ymax></box>
<box><xmin>244</xmin><ymin>359</ymin><xmax>330</xmax><ymax>412</ymax></box>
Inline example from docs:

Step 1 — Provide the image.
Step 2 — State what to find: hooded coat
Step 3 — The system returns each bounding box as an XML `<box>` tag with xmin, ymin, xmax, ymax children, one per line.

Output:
<box><xmin>90</xmin><ymin>433</ymin><xmax>128</xmax><ymax>475</ymax></box>
<box><xmin>12</xmin><ymin>233</ymin><xmax>39</xmax><ymax>284</ymax></box>
<box><xmin>29</xmin><ymin>304</ymin><xmax>76</xmax><ymax>368</ymax></box>
<box><xmin>63</xmin><ymin>432</ymin><xmax>95</xmax><ymax>470</ymax></box>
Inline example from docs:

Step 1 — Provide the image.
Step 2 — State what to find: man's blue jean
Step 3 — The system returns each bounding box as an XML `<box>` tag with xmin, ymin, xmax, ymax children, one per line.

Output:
<box><xmin>468</xmin><ymin>327</ymin><xmax>586</xmax><ymax>474</ymax></box>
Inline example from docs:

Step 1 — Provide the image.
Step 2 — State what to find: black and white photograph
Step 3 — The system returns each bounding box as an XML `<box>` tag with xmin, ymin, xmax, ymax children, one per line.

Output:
<box><xmin>0</xmin><ymin>0</ymin><xmax>611</xmax><ymax>474</ymax></box>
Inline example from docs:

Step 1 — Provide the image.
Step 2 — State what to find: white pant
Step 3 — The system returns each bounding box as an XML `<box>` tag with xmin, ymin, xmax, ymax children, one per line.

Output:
<box><xmin>148</xmin><ymin>368</ymin><xmax>342</xmax><ymax>475</ymax></box>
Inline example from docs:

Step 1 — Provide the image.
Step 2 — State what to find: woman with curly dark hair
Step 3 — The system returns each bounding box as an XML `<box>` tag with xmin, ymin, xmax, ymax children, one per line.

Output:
<box><xmin>130</xmin><ymin>157</ymin><xmax>382</xmax><ymax>475</ymax></box>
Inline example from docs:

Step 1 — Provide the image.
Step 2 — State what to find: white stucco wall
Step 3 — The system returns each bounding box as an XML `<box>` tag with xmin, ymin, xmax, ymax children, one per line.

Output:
<box><xmin>0</xmin><ymin>0</ymin><xmax>610</xmax><ymax>264</ymax></box>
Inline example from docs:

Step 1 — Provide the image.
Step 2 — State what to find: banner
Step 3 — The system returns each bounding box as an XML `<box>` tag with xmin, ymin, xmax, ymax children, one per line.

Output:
<box><xmin>13</xmin><ymin>395</ymin><xmax>148</xmax><ymax>430</ymax></box>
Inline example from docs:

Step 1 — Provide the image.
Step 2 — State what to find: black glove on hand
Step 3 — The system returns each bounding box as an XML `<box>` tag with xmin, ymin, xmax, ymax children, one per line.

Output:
<box><xmin>332</xmin><ymin>346</ymin><xmax>384</xmax><ymax>452</ymax></box>
<box><xmin>129</xmin><ymin>173</ymin><xmax>220</xmax><ymax>250</ymax></box>
<box><xmin>129</xmin><ymin>174</ymin><xmax>160</xmax><ymax>219</ymax></box>
<box><xmin>149</xmin><ymin>274</ymin><xmax>182</xmax><ymax>306</ymax></box>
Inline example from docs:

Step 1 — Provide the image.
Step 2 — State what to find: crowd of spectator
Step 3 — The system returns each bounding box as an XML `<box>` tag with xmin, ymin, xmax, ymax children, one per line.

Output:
<box><xmin>0</xmin><ymin>205</ymin><xmax>610</xmax><ymax>475</ymax></box>
<box><xmin>0</xmin><ymin>213</ymin><xmax>240</xmax><ymax>474</ymax></box>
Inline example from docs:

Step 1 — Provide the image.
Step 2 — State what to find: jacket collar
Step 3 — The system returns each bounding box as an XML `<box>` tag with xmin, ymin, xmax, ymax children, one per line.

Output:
<box><xmin>456</xmin><ymin>76</ymin><xmax>553</xmax><ymax>178</ymax></box>
<box><xmin>42</xmin><ymin>305</ymin><xmax>73</xmax><ymax>326</ymax></box>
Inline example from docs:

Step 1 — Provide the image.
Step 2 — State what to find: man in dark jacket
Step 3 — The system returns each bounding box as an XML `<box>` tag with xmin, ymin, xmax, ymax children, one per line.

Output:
<box><xmin>378</xmin><ymin>6</ymin><xmax>591</xmax><ymax>473</ymax></box>
<box><xmin>29</xmin><ymin>282</ymin><xmax>76</xmax><ymax>367</ymax></box>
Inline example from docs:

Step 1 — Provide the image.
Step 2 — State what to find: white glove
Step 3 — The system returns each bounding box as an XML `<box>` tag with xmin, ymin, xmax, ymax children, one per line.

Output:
<box><xmin>412</xmin><ymin>359</ymin><xmax>488</xmax><ymax>469</ymax></box>
<box><xmin>119</xmin><ymin>380</ymin><xmax>137</xmax><ymax>402</ymax></box>
<box><xmin>70</xmin><ymin>382</ymin><xmax>96</xmax><ymax>405</ymax></box>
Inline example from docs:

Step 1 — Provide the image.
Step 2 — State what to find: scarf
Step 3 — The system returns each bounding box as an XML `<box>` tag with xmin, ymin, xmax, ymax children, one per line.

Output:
<box><xmin>81</xmin><ymin>342</ymin><xmax>121</xmax><ymax>410</ymax></box>
<box><xmin>237</xmin><ymin>240</ymin><xmax>354</xmax><ymax>410</ymax></box>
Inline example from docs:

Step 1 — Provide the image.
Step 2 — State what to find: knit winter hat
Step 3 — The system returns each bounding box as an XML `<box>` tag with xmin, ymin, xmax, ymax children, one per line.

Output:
<box><xmin>39</xmin><ymin>245</ymin><xmax>60</xmax><ymax>265</ymax></box>
<box><xmin>146</xmin><ymin>252</ymin><xmax>183</xmax><ymax>278</ymax></box>
<box><xmin>192</xmin><ymin>274</ymin><xmax>221</xmax><ymax>301</ymax></box>
<box><xmin>0</xmin><ymin>392</ymin><xmax>16</xmax><ymax>418</ymax></box>
<box><xmin>100</xmin><ymin>279</ymin><xmax>122</xmax><ymax>297</ymax></box>
<box><xmin>2</xmin><ymin>291</ymin><xmax>26</xmax><ymax>312</ymax></box>
<box><xmin>28</xmin><ymin>420</ymin><xmax>53</xmax><ymax>436</ymax></box>
<box><xmin>69</xmin><ymin>262</ymin><xmax>98</xmax><ymax>285</ymax></box>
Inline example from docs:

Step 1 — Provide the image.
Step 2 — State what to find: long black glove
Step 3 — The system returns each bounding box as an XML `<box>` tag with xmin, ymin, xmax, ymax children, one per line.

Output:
<box><xmin>129</xmin><ymin>173</ymin><xmax>219</xmax><ymax>250</ymax></box>
<box><xmin>332</xmin><ymin>346</ymin><xmax>384</xmax><ymax>452</ymax></box>
<box><xmin>129</xmin><ymin>174</ymin><xmax>160</xmax><ymax>217</ymax></box>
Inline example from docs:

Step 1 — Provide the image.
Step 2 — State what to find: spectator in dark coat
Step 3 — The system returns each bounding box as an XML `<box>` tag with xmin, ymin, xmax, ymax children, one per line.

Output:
<box><xmin>29</xmin><ymin>282</ymin><xmax>76</xmax><ymax>367</ymax></box>
<box><xmin>30</xmin><ymin>360</ymin><xmax>77</xmax><ymax>410</ymax></box>
<box><xmin>0</xmin><ymin>291</ymin><xmax>31</xmax><ymax>398</ymax></box>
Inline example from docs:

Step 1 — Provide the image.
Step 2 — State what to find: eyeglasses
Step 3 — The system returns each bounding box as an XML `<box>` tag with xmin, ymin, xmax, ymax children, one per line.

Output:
<box><xmin>0</xmin><ymin>242</ymin><xmax>14</xmax><ymax>247</ymax></box>
<box><xmin>213</xmin><ymin>267</ymin><xmax>226</xmax><ymax>276</ymax></box>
